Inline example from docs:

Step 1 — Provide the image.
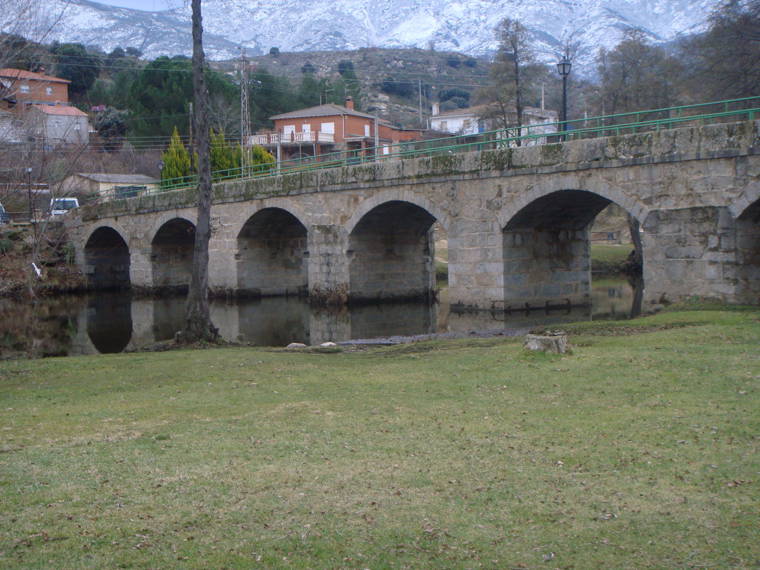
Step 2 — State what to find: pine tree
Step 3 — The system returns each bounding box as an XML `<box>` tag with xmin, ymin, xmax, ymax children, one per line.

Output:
<box><xmin>249</xmin><ymin>144</ymin><xmax>275</xmax><ymax>174</ymax></box>
<box><xmin>161</xmin><ymin>127</ymin><xmax>191</xmax><ymax>187</ymax></box>
<box><xmin>210</xmin><ymin>129</ymin><xmax>240</xmax><ymax>179</ymax></box>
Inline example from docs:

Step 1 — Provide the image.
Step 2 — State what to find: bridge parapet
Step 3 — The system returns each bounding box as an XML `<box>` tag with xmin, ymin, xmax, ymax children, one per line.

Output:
<box><xmin>76</xmin><ymin>120</ymin><xmax>759</xmax><ymax>222</ymax></box>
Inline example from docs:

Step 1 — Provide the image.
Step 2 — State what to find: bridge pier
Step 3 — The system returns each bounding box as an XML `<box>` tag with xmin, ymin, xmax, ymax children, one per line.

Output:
<box><xmin>308</xmin><ymin>224</ymin><xmax>351</xmax><ymax>304</ymax></box>
<box><xmin>502</xmin><ymin>228</ymin><xmax>591</xmax><ymax>309</ymax></box>
<box><xmin>643</xmin><ymin>206</ymin><xmax>742</xmax><ymax>305</ymax></box>
<box><xmin>447</xmin><ymin>219</ymin><xmax>505</xmax><ymax>311</ymax></box>
<box><xmin>129</xmin><ymin>245</ymin><xmax>152</xmax><ymax>290</ymax></box>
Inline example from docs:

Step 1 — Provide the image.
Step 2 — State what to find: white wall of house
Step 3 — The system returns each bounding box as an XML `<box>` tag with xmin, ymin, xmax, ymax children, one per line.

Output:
<box><xmin>47</xmin><ymin>114</ymin><xmax>88</xmax><ymax>144</ymax></box>
<box><xmin>0</xmin><ymin>112</ymin><xmax>25</xmax><ymax>143</ymax></box>
<box><xmin>431</xmin><ymin>106</ymin><xmax>559</xmax><ymax>138</ymax></box>
<box><xmin>430</xmin><ymin>113</ymin><xmax>480</xmax><ymax>135</ymax></box>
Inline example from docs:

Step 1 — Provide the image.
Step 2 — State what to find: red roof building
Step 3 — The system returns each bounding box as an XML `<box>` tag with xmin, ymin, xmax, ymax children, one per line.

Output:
<box><xmin>0</xmin><ymin>69</ymin><xmax>89</xmax><ymax>146</ymax></box>
<box><xmin>250</xmin><ymin>97</ymin><xmax>424</xmax><ymax>163</ymax></box>
<box><xmin>0</xmin><ymin>68</ymin><xmax>71</xmax><ymax>109</ymax></box>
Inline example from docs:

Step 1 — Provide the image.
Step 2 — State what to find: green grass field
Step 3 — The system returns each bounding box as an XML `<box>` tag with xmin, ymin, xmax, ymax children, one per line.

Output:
<box><xmin>1</xmin><ymin>307</ymin><xmax>759</xmax><ymax>568</ymax></box>
<box><xmin>590</xmin><ymin>244</ymin><xmax>634</xmax><ymax>274</ymax></box>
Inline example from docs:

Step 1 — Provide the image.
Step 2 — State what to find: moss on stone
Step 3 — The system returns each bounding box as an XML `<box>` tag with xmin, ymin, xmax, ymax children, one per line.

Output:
<box><xmin>540</xmin><ymin>143</ymin><xmax>564</xmax><ymax>163</ymax></box>
<box><xmin>430</xmin><ymin>153</ymin><xmax>461</xmax><ymax>174</ymax></box>
<box><xmin>480</xmin><ymin>149</ymin><xmax>512</xmax><ymax>171</ymax></box>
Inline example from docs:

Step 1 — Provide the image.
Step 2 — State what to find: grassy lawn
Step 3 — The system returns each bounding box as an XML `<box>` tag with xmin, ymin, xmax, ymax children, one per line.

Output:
<box><xmin>1</xmin><ymin>308</ymin><xmax>759</xmax><ymax>568</ymax></box>
<box><xmin>590</xmin><ymin>244</ymin><xmax>634</xmax><ymax>274</ymax></box>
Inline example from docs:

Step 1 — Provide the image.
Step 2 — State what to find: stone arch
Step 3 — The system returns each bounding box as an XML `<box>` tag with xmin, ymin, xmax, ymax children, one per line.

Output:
<box><xmin>497</xmin><ymin>178</ymin><xmax>650</xmax><ymax>230</ymax></box>
<box><xmin>146</xmin><ymin>211</ymin><xmax>197</xmax><ymax>243</ymax></box>
<box><xmin>84</xmin><ymin>224</ymin><xmax>131</xmax><ymax>289</ymax></box>
<box><xmin>345</xmin><ymin>189</ymin><xmax>450</xmax><ymax>235</ymax></box>
<box><xmin>733</xmin><ymin>181</ymin><xmax>760</xmax><ymax>304</ymax></box>
<box><xmin>236</xmin><ymin>206</ymin><xmax>309</xmax><ymax>296</ymax></box>
<box><xmin>245</xmin><ymin>198</ymin><xmax>312</xmax><ymax>231</ymax></box>
<box><xmin>151</xmin><ymin>217</ymin><xmax>196</xmax><ymax>291</ymax></box>
<box><xmin>729</xmin><ymin>180</ymin><xmax>760</xmax><ymax>220</ymax></box>
<box><xmin>348</xmin><ymin>197</ymin><xmax>441</xmax><ymax>302</ymax></box>
<box><xmin>84</xmin><ymin>220</ymin><xmax>131</xmax><ymax>248</ymax></box>
<box><xmin>500</xmin><ymin>186</ymin><xmax>644</xmax><ymax>310</ymax></box>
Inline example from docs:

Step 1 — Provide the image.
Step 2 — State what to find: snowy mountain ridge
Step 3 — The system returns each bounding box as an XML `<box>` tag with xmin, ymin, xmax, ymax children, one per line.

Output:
<box><xmin>37</xmin><ymin>0</ymin><xmax>720</xmax><ymax>63</ymax></box>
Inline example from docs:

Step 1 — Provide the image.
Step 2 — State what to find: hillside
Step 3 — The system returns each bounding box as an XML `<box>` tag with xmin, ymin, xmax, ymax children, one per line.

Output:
<box><xmin>222</xmin><ymin>48</ymin><xmax>490</xmax><ymax>127</ymax></box>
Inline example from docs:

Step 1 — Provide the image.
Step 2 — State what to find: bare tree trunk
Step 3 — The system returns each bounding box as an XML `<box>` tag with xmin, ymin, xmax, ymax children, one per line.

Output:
<box><xmin>180</xmin><ymin>0</ymin><xmax>218</xmax><ymax>343</ymax></box>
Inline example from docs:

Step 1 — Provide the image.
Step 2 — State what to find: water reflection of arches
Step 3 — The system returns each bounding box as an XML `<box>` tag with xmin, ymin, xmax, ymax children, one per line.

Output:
<box><xmin>151</xmin><ymin>218</ymin><xmax>195</xmax><ymax>292</ymax></box>
<box><xmin>348</xmin><ymin>200</ymin><xmax>438</xmax><ymax>302</ymax></box>
<box><xmin>236</xmin><ymin>208</ymin><xmax>308</xmax><ymax>296</ymax></box>
<box><xmin>84</xmin><ymin>226</ymin><xmax>131</xmax><ymax>289</ymax></box>
<box><xmin>86</xmin><ymin>294</ymin><xmax>132</xmax><ymax>353</ymax></box>
<box><xmin>502</xmin><ymin>190</ymin><xmax>643</xmax><ymax>309</ymax></box>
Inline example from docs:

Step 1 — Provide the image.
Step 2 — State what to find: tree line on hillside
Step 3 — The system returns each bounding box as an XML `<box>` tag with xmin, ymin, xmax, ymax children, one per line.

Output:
<box><xmin>0</xmin><ymin>34</ymin><xmax>365</xmax><ymax>147</ymax></box>
<box><xmin>1</xmin><ymin>0</ymin><xmax>757</xmax><ymax>148</ymax></box>
<box><xmin>480</xmin><ymin>0</ymin><xmax>759</xmax><ymax>132</ymax></box>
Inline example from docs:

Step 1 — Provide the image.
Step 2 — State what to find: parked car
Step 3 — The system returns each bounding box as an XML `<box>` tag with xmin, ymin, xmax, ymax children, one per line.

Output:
<box><xmin>50</xmin><ymin>197</ymin><xmax>79</xmax><ymax>216</ymax></box>
<box><xmin>0</xmin><ymin>202</ymin><xmax>9</xmax><ymax>224</ymax></box>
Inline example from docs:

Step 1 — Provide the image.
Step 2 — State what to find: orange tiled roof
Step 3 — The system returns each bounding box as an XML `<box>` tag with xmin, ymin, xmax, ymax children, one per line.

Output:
<box><xmin>0</xmin><ymin>68</ymin><xmax>70</xmax><ymax>84</ymax></box>
<box><xmin>31</xmin><ymin>104</ymin><xmax>87</xmax><ymax>116</ymax></box>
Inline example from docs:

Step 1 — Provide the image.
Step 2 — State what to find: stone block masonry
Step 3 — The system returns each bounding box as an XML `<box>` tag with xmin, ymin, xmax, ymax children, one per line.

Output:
<box><xmin>68</xmin><ymin>120</ymin><xmax>760</xmax><ymax>310</ymax></box>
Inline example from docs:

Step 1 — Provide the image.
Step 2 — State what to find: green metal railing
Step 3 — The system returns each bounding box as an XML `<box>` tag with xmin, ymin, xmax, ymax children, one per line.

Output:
<box><xmin>109</xmin><ymin>95</ymin><xmax>760</xmax><ymax>199</ymax></box>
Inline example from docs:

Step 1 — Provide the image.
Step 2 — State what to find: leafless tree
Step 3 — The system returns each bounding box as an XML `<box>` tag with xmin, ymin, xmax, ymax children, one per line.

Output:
<box><xmin>180</xmin><ymin>0</ymin><xmax>218</xmax><ymax>342</ymax></box>
<box><xmin>681</xmin><ymin>0</ymin><xmax>760</xmax><ymax>100</ymax></box>
<box><xmin>477</xmin><ymin>18</ymin><xmax>540</xmax><ymax>144</ymax></box>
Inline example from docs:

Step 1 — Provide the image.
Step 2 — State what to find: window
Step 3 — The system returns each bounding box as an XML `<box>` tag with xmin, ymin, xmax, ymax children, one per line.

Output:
<box><xmin>320</xmin><ymin>122</ymin><xmax>334</xmax><ymax>134</ymax></box>
<box><xmin>302</xmin><ymin>123</ymin><xmax>311</xmax><ymax>133</ymax></box>
<box><xmin>20</xmin><ymin>84</ymin><xmax>30</xmax><ymax>93</ymax></box>
<box><xmin>364</xmin><ymin>124</ymin><xmax>370</xmax><ymax>137</ymax></box>
<box><xmin>45</xmin><ymin>87</ymin><xmax>52</xmax><ymax>95</ymax></box>
<box><xmin>439</xmin><ymin>120</ymin><xmax>448</xmax><ymax>131</ymax></box>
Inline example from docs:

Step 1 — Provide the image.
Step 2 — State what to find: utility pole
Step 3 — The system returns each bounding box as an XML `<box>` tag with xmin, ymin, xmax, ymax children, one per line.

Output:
<box><xmin>374</xmin><ymin>116</ymin><xmax>379</xmax><ymax>160</ymax></box>
<box><xmin>239</xmin><ymin>48</ymin><xmax>251</xmax><ymax>174</ymax></box>
<box><xmin>418</xmin><ymin>79</ymin><xmax>424</xmax><ymax>129</ymax></box>
<box><xmin>188</xmin><ymin>101</ymin><xmax>194</xmax><ymax>157</ymax></box>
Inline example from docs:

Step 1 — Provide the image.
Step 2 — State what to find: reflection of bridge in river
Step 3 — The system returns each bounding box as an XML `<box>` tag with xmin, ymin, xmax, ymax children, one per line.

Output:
<box><xmin>68</xmin><ymin>288</ymin><xmax>640</xmax><ymax>355</ymax></box>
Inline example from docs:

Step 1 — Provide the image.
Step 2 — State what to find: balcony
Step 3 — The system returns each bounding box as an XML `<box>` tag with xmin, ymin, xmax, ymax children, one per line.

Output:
<box><xmin>248</xmin><ymin>131</ymin><xmax>335</xmax><ymax>146</ymax></box>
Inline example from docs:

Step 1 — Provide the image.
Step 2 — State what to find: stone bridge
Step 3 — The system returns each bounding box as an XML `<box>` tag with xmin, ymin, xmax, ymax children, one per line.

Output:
<box><xmin>67</xmin><ymin>119</ymin><xmax>760</xmax><ymax>311</ymax></box>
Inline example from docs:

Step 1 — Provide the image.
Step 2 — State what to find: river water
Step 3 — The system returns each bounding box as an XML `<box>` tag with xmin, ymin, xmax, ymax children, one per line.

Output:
<box><xmin>0</xmin><ymin>277</ymin><xmax>637</xmax><ymax>358</ymax></box>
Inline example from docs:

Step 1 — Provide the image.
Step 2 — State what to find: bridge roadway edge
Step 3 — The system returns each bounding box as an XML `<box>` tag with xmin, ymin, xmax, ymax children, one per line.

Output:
<box><xmin>67</xmin><ymin>120</ymin><xmax>760</xmax><ymax>310</ymax></box>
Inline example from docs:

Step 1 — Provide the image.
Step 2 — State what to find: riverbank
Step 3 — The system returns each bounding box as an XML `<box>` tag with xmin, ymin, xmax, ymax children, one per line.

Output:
<box><xmin>1</xmin><ymin>306</ymin><xmax>758</xmax><ymax>568</ymax></box>
<box><xmin>0</xmin><ymin>224</ymin><xmax>86</xmax><ymax>297</ymax></box>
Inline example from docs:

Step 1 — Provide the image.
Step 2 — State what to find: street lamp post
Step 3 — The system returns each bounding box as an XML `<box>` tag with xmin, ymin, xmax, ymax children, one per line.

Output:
<box><xmin>25</xmin><ymin>167</ymin><xmax>34</xmax><ymax>223</ymax></box>
<box><xmin>556</xmin><ymin>54</ymin><xmax>572</xmax><ymax>140</ymax></box>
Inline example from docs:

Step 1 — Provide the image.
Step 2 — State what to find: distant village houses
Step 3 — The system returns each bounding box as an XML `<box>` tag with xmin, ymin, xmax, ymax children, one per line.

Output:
<box><xmin>250</xmin><ymin>97</ymin><xmax>424</xmax><ymax>163</ymax></box>
<box><xmin>61</xmin><ymin>173</ymin><xmax>160</xmax><ymax>199</ymax></box>
<box><xmin>430</xmin><ymin>102</ymin><xmax>558</xmax><ymax>144</ymax></box>
<box><xmin>0</xmin><ymin>68</ymin><xmax>90</xmax><ymax>146</ymax></box>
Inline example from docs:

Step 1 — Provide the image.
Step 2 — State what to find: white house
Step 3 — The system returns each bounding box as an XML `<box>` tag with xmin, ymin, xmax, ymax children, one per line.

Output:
<box><xmin>61</xmin><ymin>173</ymin><xmax>160</xmax><ymax>198</ymax></box>
<box><xmin>28</xmin><ymin>104</ymin><xmax>90</xmax><ymax>146</ymax></box>
<box><xmin>430</xmin><ymin>103</ymin><xmax>558</xmax><ymax>144</ymax></box>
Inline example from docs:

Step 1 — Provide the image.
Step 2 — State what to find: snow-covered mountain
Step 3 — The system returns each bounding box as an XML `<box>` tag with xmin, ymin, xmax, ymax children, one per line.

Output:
<box><xmin>38</xmin><ymin>0</ymin><xmax>719</xmax><ymax>62</ymax></box>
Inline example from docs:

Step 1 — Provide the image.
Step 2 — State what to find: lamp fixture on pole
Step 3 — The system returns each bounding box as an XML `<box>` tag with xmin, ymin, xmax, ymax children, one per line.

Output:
<box><xmin>556</xmin><ymin>53</ymin><xmax>572</xmax><ymax>140</ymax></box>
